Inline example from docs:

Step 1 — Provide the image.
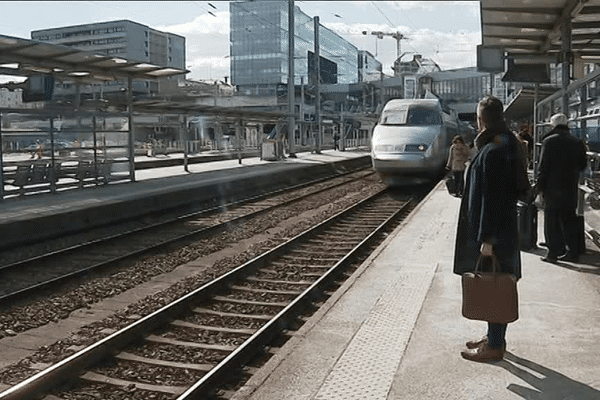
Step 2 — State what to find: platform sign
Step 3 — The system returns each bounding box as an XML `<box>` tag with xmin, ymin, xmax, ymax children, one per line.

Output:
<box><xmin>477</xmin><ymin>45</ymin><xmax>504</xmax><ymax>73</ymax></box>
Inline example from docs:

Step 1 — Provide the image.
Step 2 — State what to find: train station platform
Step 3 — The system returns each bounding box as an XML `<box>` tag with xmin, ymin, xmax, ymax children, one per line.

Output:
<box><xmin>0</xmin><ymin>149</ymin><xmax>371</xmax><ymax>250</ymax></box>
<box><xmin>233</xmin><ymin>182</ymin><xmax>600</xmax><ymax>400</ymax></box>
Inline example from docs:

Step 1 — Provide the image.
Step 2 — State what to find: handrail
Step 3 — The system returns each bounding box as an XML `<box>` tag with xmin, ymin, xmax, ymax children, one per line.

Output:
<box><xmin>538</xmin><ymin>68</ymin><xmax>600</xmax><ymax>108</ymax></box>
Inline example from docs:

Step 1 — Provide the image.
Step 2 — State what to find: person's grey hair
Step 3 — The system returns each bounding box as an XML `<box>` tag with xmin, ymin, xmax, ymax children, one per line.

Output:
<box><xmin>550</xmin><ymin>113</ymin><xmax>568</xmax><ymax>128</ymax></box>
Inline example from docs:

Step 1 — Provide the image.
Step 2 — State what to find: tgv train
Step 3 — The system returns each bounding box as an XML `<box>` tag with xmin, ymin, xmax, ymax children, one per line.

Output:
<box><xmin>371</xmin><ymin>98</ymin><xmax>460</xmax><ymax>185</ymax></box>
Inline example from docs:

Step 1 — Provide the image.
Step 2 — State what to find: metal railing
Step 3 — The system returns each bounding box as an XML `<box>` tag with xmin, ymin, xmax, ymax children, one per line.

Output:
<box><xmin>1</xmin><ymin>109</ymin><xmax>133</xmax><ymax>200</ymax></box>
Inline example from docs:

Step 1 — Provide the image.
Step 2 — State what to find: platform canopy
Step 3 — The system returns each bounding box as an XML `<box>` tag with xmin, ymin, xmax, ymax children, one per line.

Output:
<box><xmin>0</xmin><ymin>33</ymin><xmax>188</xmax><ymax>83</ymax></box>
<box><xmin>132</xmin><ymin>98</ymin><xmax>286</xmax><ymax>122</ymax></box>
<box><xmin>504</xmin><ymin>86</ymin><xmax>559</xmax><ymax>120</ymax></box>
<box><xmin>481</xmin><ymin>0</ymin><xmax>600</xmax><ymax>63</ymax></box>
<box><xmin>481</xmin><ymin>0</ymin><xmax>600</xmax><ymax>120</ymax></box>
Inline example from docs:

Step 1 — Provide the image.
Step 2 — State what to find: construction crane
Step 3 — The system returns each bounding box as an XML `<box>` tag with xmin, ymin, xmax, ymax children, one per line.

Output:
<box><xmin>362</xmin><ymin>31</ymin><xmax>406</xmax><ymax>59</ymax></box>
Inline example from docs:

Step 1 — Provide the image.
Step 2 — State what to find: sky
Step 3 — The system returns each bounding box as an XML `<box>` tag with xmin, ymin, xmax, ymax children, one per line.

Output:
<box><xmin>0</xmin><ymin>1</ymin><xmax>482</xmax><ymax>83</ymax></box>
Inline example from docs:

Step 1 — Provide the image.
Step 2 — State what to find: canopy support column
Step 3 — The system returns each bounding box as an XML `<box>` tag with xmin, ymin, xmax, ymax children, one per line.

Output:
<box><xmin>560</xmin><ymin>15</ymin><xmax>572</xmax><ymax>114</ymax></box>
<box><xmin>127</xmin><ymin>76</ymin><xmax>135</xmax><ymax>182</ymax></box>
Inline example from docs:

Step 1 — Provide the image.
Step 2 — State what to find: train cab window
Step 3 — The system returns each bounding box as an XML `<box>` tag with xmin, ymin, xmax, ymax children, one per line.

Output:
<box><xmin>381</xmin><ymin>112</ymin><xmax>407</xmax><ymax>125</ymax></box>
<box><xmin>380</xmin><ymin>105</ymin><xmax>442</xmax><ymax>126</ymax></box>
<box><xmin>407</xmin><ymin>107</ymin><xmax>442</xmax><ymax>126</ymax></box>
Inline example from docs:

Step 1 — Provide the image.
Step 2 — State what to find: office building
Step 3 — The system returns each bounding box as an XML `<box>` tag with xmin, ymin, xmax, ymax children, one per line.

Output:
<box><xmin>230</xmin><ymin>1</ymin><xmax>360</xmax><ymax>95</ymax></box>
<box><xmin>358</xmin><ymin>50</ymin><xmax>382</xmax><ymax>82</ymax></box>
<box><xmin>31</xmin><ymin>20</ymin><xmax>185</xmax><ymax>98</ymax></box>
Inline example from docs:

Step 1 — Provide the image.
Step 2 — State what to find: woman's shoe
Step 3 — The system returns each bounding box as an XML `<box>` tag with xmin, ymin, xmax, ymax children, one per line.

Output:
<box><xmin>541</xmin><ymin>255</ymin><xmax>557</xmax><ymax>263</ymax></box>
<box><xmin>466</xmin><ymin>336</ymin><xmax>506</xmax><ymax>352</ymax></box>
<box><xmin>466</xmin><ymin>336</ymin><xmax>487</xmax><ymax>349</ymax></box>
<box><xmin>461</xmin><ymin>343</ymin><xmax>504</xmax><ymax>362</ymax></box>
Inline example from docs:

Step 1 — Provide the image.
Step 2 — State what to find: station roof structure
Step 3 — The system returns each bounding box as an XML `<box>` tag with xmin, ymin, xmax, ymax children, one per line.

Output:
<box><xmin>481</xmin><ymin>0</ymin><xmax>600</xmax><ymax>63</ymax></box>
<box><xmin>132</xmin><ymin>99</ymin><xmax>286</xmax><ymax>121</ymax></box>
<box><xmin>0</xmin><ymin>33</ymin><xmax>188</xmax><ymax>83</ymax></box>
<box><xmin>480</xmin><ymin>0</ymin><xmax>600</xmax><ymax>121</ymax></box>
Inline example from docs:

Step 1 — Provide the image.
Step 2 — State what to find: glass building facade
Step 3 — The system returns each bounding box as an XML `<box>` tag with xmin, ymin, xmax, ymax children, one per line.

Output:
<box><xmin>230</xmin><ymin>1</ymin><xmax>359</xmax><ymax>95</ymax></box>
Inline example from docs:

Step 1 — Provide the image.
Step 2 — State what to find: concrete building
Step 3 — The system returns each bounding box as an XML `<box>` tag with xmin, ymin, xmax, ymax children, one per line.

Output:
<box><xmin>31</xmin><ymin>20</ymin><xmax>185</xmax><ymax>99</ymax></box>
<box><xmin>230</xmin><ymin>1</ymin><xmax>360</xmax><ymax>96</ymax></box>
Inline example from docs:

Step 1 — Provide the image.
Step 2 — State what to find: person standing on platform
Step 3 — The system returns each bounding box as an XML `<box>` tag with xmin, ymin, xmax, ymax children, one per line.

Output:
<box><xmin>454</xmin><ymin>96</ymin><xmax>524</xmax><ymax>362</ymax></box>
<box><xmin>446</xmin><ymin>135</ymin><xmax>470</xmax><ymax>196</ymax></box>
<box><xmin>536</xmin><ymin>113</ymin><xmax>587</xmax><ymax>263</ymax></box>
<box><xmin>518</xmin><ymin>124</ymin><xmax>534</xmax><ymax>168</ymax></box>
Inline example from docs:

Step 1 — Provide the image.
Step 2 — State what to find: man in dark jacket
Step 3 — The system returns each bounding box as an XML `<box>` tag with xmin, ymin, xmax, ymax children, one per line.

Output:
<box><xmin>536</xmin><ymin>113</ymin><xmax>588</xmax><ymax>263</ymax></box>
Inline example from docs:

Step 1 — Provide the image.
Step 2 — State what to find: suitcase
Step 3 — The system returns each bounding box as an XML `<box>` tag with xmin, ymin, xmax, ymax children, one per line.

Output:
<box><xmin>517</xmin><ymin>201</ymin><xmax>537</xmax><ymax>250</ymax></box>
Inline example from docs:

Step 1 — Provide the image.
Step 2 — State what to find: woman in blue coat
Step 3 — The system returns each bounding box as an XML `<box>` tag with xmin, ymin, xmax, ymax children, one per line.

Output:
<box><xmin>453</xmin><ymin>96</ymin><xmax>523</xmax><ymax>362</ymax></box>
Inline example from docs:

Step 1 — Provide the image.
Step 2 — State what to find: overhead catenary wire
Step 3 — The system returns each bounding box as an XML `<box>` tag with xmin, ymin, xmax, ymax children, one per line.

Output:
<box><xmin>192</xmin><ymin>1</ymin><xmax>218</xmax><ymax>17</ymax></box>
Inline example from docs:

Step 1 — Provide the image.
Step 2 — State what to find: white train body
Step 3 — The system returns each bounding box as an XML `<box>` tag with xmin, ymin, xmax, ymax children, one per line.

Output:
<box><xmin>371</xmin><ymin>99</ymin><xmax>459</xmax><ymax>185</ymax></box>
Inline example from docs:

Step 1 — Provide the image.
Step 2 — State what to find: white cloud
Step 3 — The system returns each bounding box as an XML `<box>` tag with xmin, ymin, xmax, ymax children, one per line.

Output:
<box><xmin>154</xmin><ymin>3</ymin><xmax>480</xmax><ymax>81</ymax></box>
<box><xmin>325</xmin><ymin>21</ymin><xmax>479</xmax><ymax>73</ymax></box>
<box><xmin>155</xmin><ymin>10</ymin><xmax>229</xmax><ymax>36</ymax></box>
<box><xmin>157</xmin><ymin>11</ymin><xmax>230</xmax><ymax>80</ymax></box>
<box><xmin>385</xmin><ymin>1</ymin><xmax>437</xmax><ymax>12</ymax></box>
<box><xmin>410</xmin><ymin>30</ymin><xmax>480</xmax><ymax>70</ymax></box>
<box><xmin>385</xmin><ymin>1</ymin><xmax>478</xmax><ymax>12</ymax></box>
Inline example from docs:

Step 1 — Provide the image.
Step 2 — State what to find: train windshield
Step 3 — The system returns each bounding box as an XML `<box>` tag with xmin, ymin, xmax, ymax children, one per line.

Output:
<box><xmin>380</xmin><ymin>105</ymin><xmax>442</xmax><ymax>126</ymax></box>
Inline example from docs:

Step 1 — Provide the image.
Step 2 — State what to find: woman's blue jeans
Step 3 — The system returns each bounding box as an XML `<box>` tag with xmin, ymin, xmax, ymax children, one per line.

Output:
<box><xmin>487</xmin><ymin>323</ymin><xmax>507</xmax><ymax>349</ymax></box>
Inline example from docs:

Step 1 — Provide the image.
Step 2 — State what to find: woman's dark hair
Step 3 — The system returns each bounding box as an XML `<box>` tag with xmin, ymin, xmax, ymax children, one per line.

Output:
<box><xmin>478</xmin><ymin>96</ymin><xmax>508</xmax><ymax>133</ymax></box>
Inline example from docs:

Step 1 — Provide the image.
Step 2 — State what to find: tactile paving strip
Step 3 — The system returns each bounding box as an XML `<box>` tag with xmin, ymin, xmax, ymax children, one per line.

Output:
<box><xmin>314</xmin><ymin>265</ymin><xmax>436</xmax><ymax>400</ymax></box>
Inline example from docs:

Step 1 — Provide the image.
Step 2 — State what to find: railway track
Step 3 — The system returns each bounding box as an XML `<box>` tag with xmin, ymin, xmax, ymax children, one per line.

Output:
<box><xmin>0</xmin><ymin>169</ymin><xmax>375</xmax><ymax>305</ymax></box>
<box><xmin>0</xmin><ymin>188</ymin><xmax>415</xmax><ymax>400</ymax></box>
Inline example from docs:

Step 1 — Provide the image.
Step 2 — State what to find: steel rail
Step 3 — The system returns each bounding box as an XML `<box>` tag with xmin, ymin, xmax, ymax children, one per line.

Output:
<box><xmin>0</xmin><ymin>187</ymin><xmax>407</xmax><ymax>400</ymax></box>
<box><xmin>177</xmin><ymin>190</ymin><xmax>411</xmax><ymax>399</ymax></box>
<box><xmin>0</xmin><ymin>169</ymin><xmax>374</xmax><ymax>304</ymax></box>
<box><xmin>0</xmin><ymin>166</ymin><xmax>370</xmax><ymax>262</ymax></box>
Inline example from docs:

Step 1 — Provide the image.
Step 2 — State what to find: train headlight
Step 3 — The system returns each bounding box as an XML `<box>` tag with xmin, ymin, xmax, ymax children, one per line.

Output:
<box><xmin>404</xmin><ymin>144</ymin><xmax>428</xmax><ymax>152</ymax></box>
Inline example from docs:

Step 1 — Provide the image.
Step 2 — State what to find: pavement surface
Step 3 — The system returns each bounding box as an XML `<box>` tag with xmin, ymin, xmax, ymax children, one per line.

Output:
<box><xmin>232</xmin><ymin>183</ymin><xmax>600</xmax><ymax>400</ymax></box>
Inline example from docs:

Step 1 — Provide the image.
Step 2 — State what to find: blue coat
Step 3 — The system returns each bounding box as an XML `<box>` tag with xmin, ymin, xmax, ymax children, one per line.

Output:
<box><xmin>453</xmin><ymin>130</ymin><xmax>522</xmax><ymax>279</ymax></box>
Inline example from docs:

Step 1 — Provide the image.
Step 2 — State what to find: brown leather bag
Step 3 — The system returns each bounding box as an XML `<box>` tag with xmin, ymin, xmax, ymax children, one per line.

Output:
<box><xmin>462</xmin><ymin>255</ymin><xmax>519</xmax><ymax>323</ymax></box>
